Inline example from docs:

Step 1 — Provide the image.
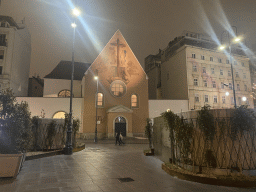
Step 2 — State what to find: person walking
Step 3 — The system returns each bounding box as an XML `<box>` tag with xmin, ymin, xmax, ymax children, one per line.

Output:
<box><xmin>119</xmin><ymin>133</ymin><xmax>125</xmax><ymax>145</ymax></box>
<box><xmin>115</xmin><ymin>132</ymin><xmax>120</xmax><ymax>145</ymax></box>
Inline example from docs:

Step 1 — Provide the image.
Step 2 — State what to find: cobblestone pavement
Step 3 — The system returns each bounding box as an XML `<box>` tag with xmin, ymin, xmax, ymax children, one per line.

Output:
<box><xmin>1</xmin><ymin>144</ymin><xmax>256</xmax><ymax>192</ymax></box>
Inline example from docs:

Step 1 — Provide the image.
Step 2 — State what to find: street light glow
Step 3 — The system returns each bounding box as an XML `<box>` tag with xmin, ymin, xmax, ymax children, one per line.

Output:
<box><xmin>72</xmin><ymin>8</ymin><xmax>81</xmax><ymax>17</ymax></box>
<box><xmin>94</xmin><ymin>76</ymin><xmax>98</xmax><ymax>80</ymax></box>
<box><xmin>71</xmin><ymin>23</ymin><xmax>77</xmax><ymax>28</ymax></box>
<box><xmin>242</xmin><ymin>96</ymin><xmax>247</xmax><ymax>101</ymax></box>
<box><xmin>233</xmin><ymin>36</ymin><xmax>242</xmax><ymax>43</ymax></box>
<box><xmin>225</xmin><ymin>92</ymin><xmax>229</xmax><ymax>96</ymax></box>
<box><xmin>219</xmin><ymin>45</ymin><xmax>226</xmax><ymax>50</ymax></box>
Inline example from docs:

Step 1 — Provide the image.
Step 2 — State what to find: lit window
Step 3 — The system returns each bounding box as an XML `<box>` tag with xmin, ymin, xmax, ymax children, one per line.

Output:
<box><xmin>228</xmin><ymin>71</ymin><xmax>231</xmax><ymax>76</ymax></box>
<box><xmin>192</xmin><ymin>53</ymin><xmax>196</xmax><ymax>58</ymax></box>
<box><xmin>58</xmin><ymin>89</ymin><xmax>71</xmax><ymax>97</ymax></box>
<box><xmin>245</xmin><ymin>84</ymin><xmax>247</xmax><ymax>91</ymax></box>
<box><xmin>193</xmin><ymin>65</ymin><xmax>197</xmax><ymax>72</ymax></box>
<box><xmin>214</xmin><ymin>96</ymin><xmax>217</xmax><ymax>103</ymax></box>
<box><xmin>96</xmin><ymin>93</ymin><xmax>104</xmax><ymax>107</ymax></box>
<box><xmin>194</xmin><ymin>79</ymin><xmax>198</xmax><ymax>86</ymax></box>
<box><xmin>226</xmin><ymin>60</ymin><xmax>229</xmax><ymax>64</ymax></box>
<box><xmin>110</xmin><ymin>80</ymin><xmax>126</xmax><ymax>97</ymax></box>
<box><xmin>205</xmin><ymin>95</ymin><xmax>208</xmax><ymax>102</ymax></box>
<box><xmin>195</xmin><ymin>94</ymin><xmax>199</xmax><ymax>102</ymax></box>
<box><xmin>222</xmin><ymin>96</ymin><xmax>225</xmax><ymax>104</ymax></box>
<box><xmin>212</xmin><ymin>81</ymin><xmax>216</xmax><ymax>88</ymax></box>
<box><xmin>229</xmin><ymin>83</ymin><xmax>232</xmax><ymax>89</ymax></box>
<box><xmin>201</xmin><ymin>55</ymin><xmax>205</xmax><ymax>60</ymax></box>
<box><xmin>211</xmin><ymin>68</ymin><xmax>215</xmax><ymax>74</ymax></box>
<box><xmin>202</xmin><ymin>67</ymin><xmax>206</xmax><ymax>73</ymax></box>
<box><xmin>53</xmin><ymin>111</ymin><xmax>66</xmax><ymax>119</ymax></box>
<box><xmin>237</xmin><ymin>84</ymin><xmax>240</xmax><ymax>91</ymax></box>
<box><xmin>131</xmin><ymin>94</ymin><xmax>138</xmax><ymax>108</ymax></box>
<box><xmin>218</xmin><ymin>58</ymin><xmax>222</xmax><ymax>63</ymax></box>
<box><xmin>203</xmin><ymin>80</ymin><xmax>207</xmax><ymax>87</ymax></box>
<box><xmin>220</xmin><ymin>69</ymin><xmax>223</xmax><ymax>75</ymax></box>
<box><xmin>210</xmin><ymin>57</ymin><xmax>213</xmax><ymax>62</ymax></box>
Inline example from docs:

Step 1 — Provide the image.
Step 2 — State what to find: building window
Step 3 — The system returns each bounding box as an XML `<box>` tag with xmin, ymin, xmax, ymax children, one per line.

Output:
<box><xmin>236</xmin><ymin>72</ymin><xmax>239</xmax><ymax>78</ymax></box>
<box><xmin>245</xmin><ymin>84</ymin><xmax>247</xmax><ymax>91</ymax></box>
<box><xmin>0</xmin><ymin>34</ymin><xmax>7</xmax><ymax>46</ymax></box>
<box><xmin>210</xmin><ymin>57</ymin><xmax>213</xmax><ymax>62</ymax></box>
<box><xmin>131</xmin><ymin>94</ymin><xmax>138</xmax><ymax>108</ymax></box>
<box><xmin>222</xmin><ymin>96</ymin><xmax>226</xmax><ymax>104</ymax></box>
<box><xmin>218</xmin><ymin>58</ymin><xmax>222</xmax><ymax>63</ymax></box>
<box><xmin>192</xmin><ymin>53</ymin><xmax>196</xmax><ymax>58</ymax></box>
<box><xmin>53</xmin><ymin>111</ymin><xmax>66</xmax><ymax>119</ymax></box>
<box><xmin>58</xmin><ymin>89</ymin><xmax>71</xmax><ymax>97</ymax></box>
<box><xmin>221</xmin><ymin>82</ymin><xmax>224</xmax><ymax>89</ymax></box>
<box><xmin>231</xmin><ymin>97</ymin><xmax>234</xmax><ymax>105</ymax></box>
<box><xmin>203</xmin><ymin>80</ymin><xmax>207</xmax><ymax>87</ymax></box>
<box><xmin>194</xmin><ymin>79</ymin><xmax>198</xmax><ymax>86</ymax></box>
<box><xmin>205</xmin><ymin>95</ymin><xmax>208</xmax><ymax>102</ymax></box>
<box><xmin>226</xmin><ymin>59</ymin><xmax>229</xmax><ymax>64</ymax></box>
<box><xmin>201</xmin><ymin>55</ymin><xmax>205</xmax><ymax>60</ymax></box>
<box><xmin>193</xmin><ymin>65</ymin><xmax>197</xmax><ymax>72</ymax></box>
<box><xmin>212</xmin><ymin>81</ymin><xmax>216</xmax><ymax>88</ymax></box>
<box><xmin>238</xmin><ymin>97</ymin><xmax>242</xmax><ymax>105</ymax></box>
<box><xmin>241</xmin><ymin>62</ymin><xmax>245</xmax><ymax>66</ymax></box>
<box><xmin>228</xmin><ymin>71</ymin><xmax>231</xmax><ymax>76</ymax></box>
<box><xmin>0</xmin><ymin>50</ymin><xmax>4</xmax><ymax>59</ymax></box>
<box><xmin>96</xmin><ymin>93</ymin><xmax>104</xmax><ymax>107</ymax></box>
<box><xmin>195</xmin><ymin>94</ymin><xmax>199</xmax><ymax>102</ymax></box>
<box><xmin>202</xmin><ymin>67</ymin><xmax>206</xmax><ymax>73</ymax></box>
<box><xmin>214</xmin><ymin>95</ymin><xmax>217</xmax><ymax>103</ymax></box>
<box><xmin>228</xmin><ymin>83</ymin><xmax>232</xmax><ymax>89</ymax></box>
<box><xmin>243</xmin><ymin>73</ymin><xmax>246</xmax><ymax>79</ymax></box>
<box><xmin>110</xmin><ymin>80</ymin><xmax>126</xmax><ymax>97</ymax></box>
<box><xmin>237</xmin><ymin>84</ymin><xmax>240</xmax><ymax>91</ymax></box>
<box><xmin>220</xmin><ymin>69</ymin><xmax>223</xmax><ymax>75</ymax></box>
<box><xmin>0</xmin><ymin>66</ymin><xmax>2</xmax><ymax>75</ymax></box>
<box><xmin>211</xmin><ymin>68</ymin><xmax>215</xmax><ymax>74</ymax></box>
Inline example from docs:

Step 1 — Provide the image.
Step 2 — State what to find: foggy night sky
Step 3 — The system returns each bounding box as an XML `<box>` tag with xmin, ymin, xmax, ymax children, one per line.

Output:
<box><xmin>1</xmin><ymin>0</ymin><xmax>256</xmax><ymax>78</ymax></box>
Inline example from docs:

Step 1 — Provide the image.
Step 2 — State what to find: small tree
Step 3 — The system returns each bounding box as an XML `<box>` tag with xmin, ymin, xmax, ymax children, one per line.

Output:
<box><xmin>0</xmin><ymin>89</ymin><xmax>33</xmax><ymax>154</ymax></box>
<box><xmin>46</xmin><ymin>120</ymin><xmax>57</xmax><ymax>149</ymax></box>
<box><xmin>64</xmin><ymin>114</ymin><xmax>80</xmax><ymax>148</ymax></box>
<box><xmin>145</xmin><ymin>118</ymin><xmax>152</xmax><ymax>149</ymax></box>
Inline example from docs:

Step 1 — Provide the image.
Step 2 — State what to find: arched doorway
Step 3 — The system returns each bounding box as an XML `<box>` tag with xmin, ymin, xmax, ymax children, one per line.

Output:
<box><xmin>115</xmin><ymin>116</ymin><xmax>126</xmax><ymax>137</ymax></box>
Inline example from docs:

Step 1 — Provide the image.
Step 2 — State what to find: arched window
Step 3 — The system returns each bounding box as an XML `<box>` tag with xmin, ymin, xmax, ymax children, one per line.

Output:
<box><xmin>96</xmin><ymin>93</ymin><xmax>104</xmax><ymax>107</ymax></box>
<box><xmin>131</xmin><ymin>94</ymin><xmax>138</xmax><ymax>108</ymax></box>
<box><xmin>58</xmin><ymin>89</ymin><xmax>71</xmax><ymax>97</ymax></box>
<box><xmin>52</xmin><ymin>111</ymin><xmax>66</xmax><ymax>119</ymax></box>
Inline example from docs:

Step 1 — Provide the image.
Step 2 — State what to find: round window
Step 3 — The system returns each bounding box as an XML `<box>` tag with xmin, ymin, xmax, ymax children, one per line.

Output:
<box><xmin>110</xmin><ymin>80</ymin><xmax>126</xmax><ymax>97</ymax></box>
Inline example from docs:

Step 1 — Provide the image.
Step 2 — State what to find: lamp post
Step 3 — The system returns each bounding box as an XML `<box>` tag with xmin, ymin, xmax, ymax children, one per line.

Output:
<box><xmin>94</xmin><ymin>76</ymin><xmax>99</xmax><ymax>143</ymax></box>
<box><xmin>64</xmin><ymin>8</ymin><xmax>80</xmax><ymax>155</ymax></box>
<box><xmin>219</xmin><ymin>26</ymin><xmax>242</xmax><ymax>109</ymax></box>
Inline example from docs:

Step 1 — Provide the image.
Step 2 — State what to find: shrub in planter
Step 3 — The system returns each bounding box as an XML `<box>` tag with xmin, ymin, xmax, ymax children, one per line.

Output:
<box><xmin>0</xmin><ymin>89</ymin><xmax>33</xmax><ymax>177</ymax></box>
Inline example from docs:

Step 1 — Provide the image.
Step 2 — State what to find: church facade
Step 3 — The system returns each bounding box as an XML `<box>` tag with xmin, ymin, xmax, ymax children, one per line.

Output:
<box><xmin>81</xmin><ymin>30</ymin><xmax>149</xmax><ymax>139</ymax></box>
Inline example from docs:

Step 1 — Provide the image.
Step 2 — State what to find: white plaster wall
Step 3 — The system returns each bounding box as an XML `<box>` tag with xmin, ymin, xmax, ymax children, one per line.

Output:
<box><xmin>43</xmin><ymin>79</ymin><xmax>82</xmax><ymax>97</ymax></box>
<box><xmin>149</xmin><ymin>100</ymin><xmax>189</xmax><ymax>118</ymax></box>
<box><xmin>16</xmin><ymin>97</ymin><xmax>83</xmax><ymax>131</ymax></box>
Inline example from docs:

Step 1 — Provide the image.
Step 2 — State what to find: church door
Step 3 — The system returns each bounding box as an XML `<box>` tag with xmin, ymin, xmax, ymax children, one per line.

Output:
<box><xmin>115</xmin><ymin>116</ymin><xmax>126</xmax><ymax>137</ymax></box>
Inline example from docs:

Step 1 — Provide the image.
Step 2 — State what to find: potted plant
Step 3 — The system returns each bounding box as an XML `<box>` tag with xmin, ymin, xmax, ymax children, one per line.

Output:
<box><xmin>0</xmin><ymin>89</ymin><xmax>33</xmax><ymax>177</ymax></box>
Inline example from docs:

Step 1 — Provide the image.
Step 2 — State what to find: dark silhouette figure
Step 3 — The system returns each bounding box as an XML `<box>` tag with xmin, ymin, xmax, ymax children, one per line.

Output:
<box><xmin>115</xmin><ymin>132</ymin><xmax>120</xmax><ymax>145</ymax></box>
<box><xmin>119</xmin><ymin>133</ymin><xmax>125</xmax><ymax>145</ymax></box>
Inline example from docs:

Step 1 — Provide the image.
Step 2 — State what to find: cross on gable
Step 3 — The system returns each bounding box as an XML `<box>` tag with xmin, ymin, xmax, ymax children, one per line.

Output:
<box><xmin>111</xmin><ymin>38</ymin><xmax>126</xmax><ymax>77</ymax></box>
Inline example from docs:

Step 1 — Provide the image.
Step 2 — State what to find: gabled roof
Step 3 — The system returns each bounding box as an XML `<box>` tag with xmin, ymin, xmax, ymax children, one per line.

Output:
<box><xmin>107</xmin><ymin>105</ymin><xmax>133</xmax><ymax>113</ymax></box>
<box><xmin>0</xmin><ymin>15</ymin><xmax>20</xmax><ymax>29</ymax></box>
<box><xmin>44</xmin><ymin>60</ymin><xmax>91</xmax><ymax>80</ymax></box>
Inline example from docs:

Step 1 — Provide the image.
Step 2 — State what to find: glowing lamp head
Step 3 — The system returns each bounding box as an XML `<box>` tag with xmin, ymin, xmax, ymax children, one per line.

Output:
<box><xmin>94</xmin><ymin>76</ymin><xmax>98</xmax><ymax>80</ymax></box>
<box><xmin>71</xmin><ymin>23</ymin><xmax>77</xmax><ymax>28</ymax></box>
<box><xmin>72</xmin><ymin>8</ymin><xmax>81</xmax><ymax>17</ymax></box>
<box><xmin>225</xmin><ymin>92</ymin><xmax>230</xmax><ymax>96</ymax></box>
<box><xmin>233</xmin><ymin>37</ymin><xmax>241</xmax><ymax>43</ymax></box>
<box><xmin>219</xmin><ymin>45</ymin><xmax>226</xmax><ymax>50</ymax></box>
<box><xmin>166</xmin><ymin>109</ymin><xmax>170</xmax><ymax>112</ymax></box>
<box><xmin>242</xmin><ymin>96</ymin><xmax>247</xmax><ymax>101</ymax></box>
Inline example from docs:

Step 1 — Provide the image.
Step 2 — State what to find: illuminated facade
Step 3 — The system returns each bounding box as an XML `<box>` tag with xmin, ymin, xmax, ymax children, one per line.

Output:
<box><xmin>146</xmin><ymin>31</ymin><xmax>253</xmax><ymax>110</ymax></box>
<box><xmin>0</xmin><ymin>16</ymin><xmax>31</xmax><ymax>96</ymax></box>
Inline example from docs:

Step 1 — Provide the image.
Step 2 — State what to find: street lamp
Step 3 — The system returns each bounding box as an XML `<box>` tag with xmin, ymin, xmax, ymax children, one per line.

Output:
<box><xmin>218</xmin><ymin>26</ymin><xmax>242</xmax><ymax>109</ymax></box>
<box><xmin>64</xmin><ymin>8</ymin><xmax>80</xmax><ymax>155</ymax></box>
<box><xmin>94</xmin><ymin>75</ymin><xmax>99</xmax><ymax>143</ymax></box>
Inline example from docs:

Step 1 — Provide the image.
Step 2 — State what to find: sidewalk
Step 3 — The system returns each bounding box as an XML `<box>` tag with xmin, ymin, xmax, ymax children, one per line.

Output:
<box><xmin>0</xmin><ymin>144</ymin><xmax>255</xmax><ymax>192</ymax></box>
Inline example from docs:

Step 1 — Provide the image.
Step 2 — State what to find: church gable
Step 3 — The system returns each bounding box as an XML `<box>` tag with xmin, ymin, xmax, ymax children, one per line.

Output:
<box><xmin>107</xmin><ymin>105</ymin><xmax>133</xmax><ymax>113</ymax></box>
<box><xmin>87</xmin><ymin>30</ymin><xmax>147</xmax><ymax>87</ymax></box>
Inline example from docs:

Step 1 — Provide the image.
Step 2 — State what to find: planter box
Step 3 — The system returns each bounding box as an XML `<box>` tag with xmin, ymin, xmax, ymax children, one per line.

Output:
<box><xmin>0</xmin><ymin>153</ymin><xmax>24</xmax><ymax>177</ymax></box>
